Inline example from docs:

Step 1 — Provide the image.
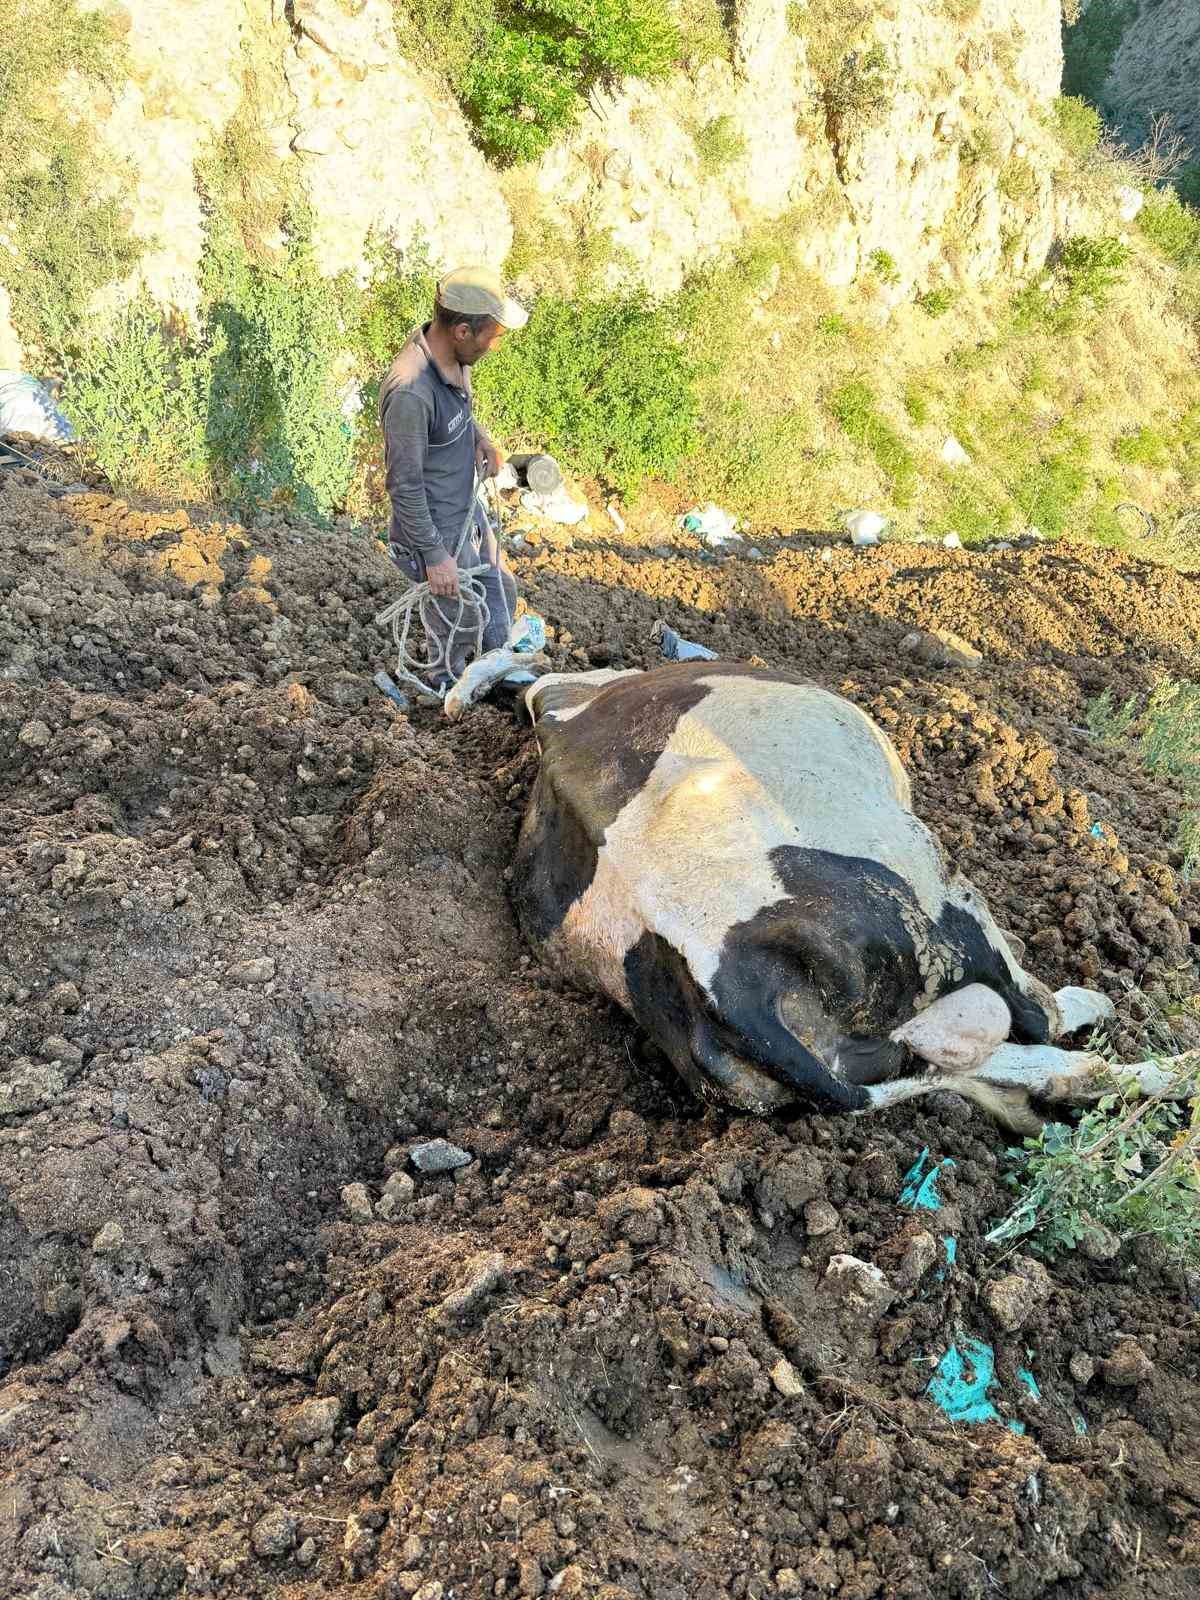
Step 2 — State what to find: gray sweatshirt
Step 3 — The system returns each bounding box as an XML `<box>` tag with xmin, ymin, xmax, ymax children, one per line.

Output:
<box><xmin>379</xmin><ymin>326</ymin><xmax>486</xmax><ymax>567</ymax></box>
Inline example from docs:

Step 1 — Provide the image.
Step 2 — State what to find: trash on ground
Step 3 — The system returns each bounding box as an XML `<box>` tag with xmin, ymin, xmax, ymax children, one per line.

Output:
<box><xmin>934</xmin><ymin>1236</ymin><xmax>957</xmax><ymax>1281</ymax></box>
<box><xmin>521</xmin><ymin>485</ymin><xmax>588</xmax><ymax>525</ymax></box>
<box><xmin>1090</xmin><ymin>822</ymin><xmax>1104</xmax><ymax>837</ymax></box>
<box><xmin>607</xmin><ymin>503</ymin><xmax>626</xmax><ymax>534</ymax></box>
<box><xmin>509</xmin><ymin>612</ymin><xmax>547</xmax><ymax>654</ymax></box>
<box><xmin>821</xmin><ymin>547</ymin><xmax>833</xmax><ymax>563</ymax></box>
<box><xmin>510</xmin><ymin>452</ymin><xmax>563</xmax><ymax>495</ymax></box>
<box><xmin>0</xmin><ymin>371</ymin><xmax>76</xmax><ymax>445</ymax></box>
<box><xmin>941</xmin><ymin>435</ymin><xmax>971</xmax><ymax>468</ymax></box>
<box><xmin>651</xmin><ymin>620</ymin><xmax>718</xmax><ymax>662</ymax></box>
<box><xmin>493</xmin><ymin>461</ymin><xmax>520</xmax><ymax>490</ymax></box>
<box><xmin>372</xmin><ymin>670</ymin><xmax>410</xmax><ymax>710</ymax></box>
<box><xmin>1016</xmin><ymin>1367</ymin><xmax>1041</xmax><ymax>1401</ymax></box>
<box><xmin>899</xmin><ymin>1147</ymin><xmax>956</xmax><ymax>1210</ymax></box>
<box><xmin>942</xmin><ymin>532</ymin><xmax>963</xmax><ymax>549</ymax></box>
<box><xmin>844</xmin><ymin>509</ymin><xmax>888</xmax><ymax>546</ymax></box>
<box><xmin>927</xmin><ymin>1338</ymin><xmax>1001</xmax><ymax>1425</ymax></box>
<box><xmin>681</xmin><ymin>503</ymin><xmax>741</xmax><ymax>545</ymax></box>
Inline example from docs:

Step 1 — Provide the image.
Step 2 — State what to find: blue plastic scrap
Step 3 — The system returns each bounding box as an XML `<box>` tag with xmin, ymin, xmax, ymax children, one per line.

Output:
<box><xmin>934</xmin><ymin>1236</ymin><xmax>958</xmax><ymax>1281</ymax></box>
<box><xmin>1090</xmin><ymin>822</ymin><xmax>1104</xmax><ymax>837</ymax></box>
<box><xmin>656</xmin><ymin>623</ymin><xmax>718</xmax><ymax>662</ymax></box>
<box><xmin>510</xmin><ymin>613</ymin><xmax>547</xmax><ymax>653</ymax></box>
<box><xmin>1072</xmin><ymin>1411</ymin><xmax>1089</xmax><ymax>1435</ymax></box>
<box><xmin>927</xmin><ymin>1339</ymin><xmax>1002</xmax><ymax>1425</ymax></box>
<box><xmin>1016</xmin><ymin>1367</ymin><xmax>1041</xmax><ymax>1401</ymax></box>
<box><xmin>900</xmin><ymin>1148</ymin><xmax>957</xmax><ymax>1211</ymax></box>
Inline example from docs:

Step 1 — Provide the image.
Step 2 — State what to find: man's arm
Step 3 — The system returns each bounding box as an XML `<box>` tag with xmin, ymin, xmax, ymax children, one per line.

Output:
<box><xmin>383</xmin><ymin>389</ymin><xmax>460</xmax><ymax>597</ymax></box>
<box><xmin>383</xmin><ymin>389</ymin><xmax>449</xmax><ymax>565</ymax></box>
<box><xmin>473</xmin><ymin>418</ymin><xmax>505</xmax><ymax>479</ymax></box>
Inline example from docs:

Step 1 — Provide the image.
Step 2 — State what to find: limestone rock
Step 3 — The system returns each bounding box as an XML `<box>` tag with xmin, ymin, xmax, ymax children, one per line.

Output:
<box><xmin>822</xmin><ymin>1255</ymin><xmax>894</xmax><ymax>1321</ymax></box>
<box><xmin>341</xmin><ymin>1182</ymin><xmax>373</xmax><ymax>1223</ymax></box>
<box><xmin>252</xmin><ymin>1508</ymin><xmax>299</xmax><ymax>1557</ymax></box>
<box><xmin>281</xmin><ymin>1395</ymin><xmax>341</xmax><ymax>1447</ymax></box>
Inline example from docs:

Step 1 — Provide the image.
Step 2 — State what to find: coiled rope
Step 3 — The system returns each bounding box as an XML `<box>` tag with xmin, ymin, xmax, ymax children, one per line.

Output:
<box><xmin>374</xmin><ymin>475</ymin><xmax>501</xmax><ymax>700</ymax></box>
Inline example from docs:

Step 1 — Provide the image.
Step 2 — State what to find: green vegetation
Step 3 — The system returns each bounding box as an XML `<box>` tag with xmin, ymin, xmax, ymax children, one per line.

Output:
<box><xmin>396</xmin><ymin>0</ymin><xmax>679</xmax><ymax>166</ymax></box>
<box><xmin>868</xmin><ymin>249</ymin><xmax>900</xmax><ymax>286</ymax></box>
<box><xmin>1051</xmin><ymin>94</ymin><xmax>1103</xmax><ymax>161</ymax></box>
<box><xmin>999</xmin><ymin>157</ymin><xmax>1038</xmax><ymax>202</ymax></box>
<box><xmin>1011</xmin><ymin>234</ymin><xmax>1130</xmax><ymax>333</ymax></box>
<box><xmin>829</xmin><ymin>380</ymin><xmax>916</xmax><ymax>506</ymax></box>
<box><xmin>1062</xmin><ymin>0</ymin><xmax>1138</xmax><ymax>111</ymax></box>
<box><xmin>916</xmin><ymin>287</ymin><xmax>957</xmax><ymax>317</ymax></box>
<box><xmin>1114</xmin><ymin>426</ymin><xmax>1171</xmax><ymax>467</ymax></box>
<box><xmin>0</xmin><ymin>0</ymin><xmax>141</xmax><ymax>354</ymax></box>
<box><xmin>695</xmin><ymin>114</ymin><xmax>747</xmax><ymax>176</ymax></box>
<box><xmin>989</xmin><ymin>1078</ymin><xmax>1200</xmax><ymax>1266</ymax></box>
<box><xmin>1087</xmin><ymin>679</ymin><xmax>1200</xmax><ymax>878</ymax></box>
<box><xmin>1139</xmin><ymin>191</ymin><xmax>1200</xmax><ymax>268</ymax></box>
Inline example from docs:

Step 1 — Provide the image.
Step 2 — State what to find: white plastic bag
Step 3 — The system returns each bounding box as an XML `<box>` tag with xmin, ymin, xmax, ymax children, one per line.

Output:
<box><xmin>0</xmin><ymin>371</ymin><xmax>75</xmax><ymax>444</ymax></box>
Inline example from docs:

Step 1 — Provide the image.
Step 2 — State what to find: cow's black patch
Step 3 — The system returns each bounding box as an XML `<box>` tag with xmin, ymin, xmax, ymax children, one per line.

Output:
<box><xmin>511</xmin><ymin>769</ymin><xmax>598</xmax><ymax>945</ymax></box>
<box><xmin>708</xmin><ymin>847</ymin><xmax>1052</xmax><ymax>1094</ymax></box>
<box><xmin>624</xmin><ymin>929</ymin><xmax>871</xmax><ymax>1113</ymax></box>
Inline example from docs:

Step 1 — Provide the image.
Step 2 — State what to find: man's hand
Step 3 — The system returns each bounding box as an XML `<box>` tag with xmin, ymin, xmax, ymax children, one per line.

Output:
<box><xmin>425</xmin><ymin>555</ymin><xmax>461</xmax><ymax>598</ymax></box>
<box><xmin>477</xmin><ymin>438</ymin><xmax>505</xmax><ymax>480</ymax></box>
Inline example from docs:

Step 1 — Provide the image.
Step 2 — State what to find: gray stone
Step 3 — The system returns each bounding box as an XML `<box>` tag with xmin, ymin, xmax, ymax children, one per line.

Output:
<box><xmin>17</xmin><ymin>720</ymin><xmax>52</xmax><ymax>749</ymax></box>
<box><xmin>410</xmin><ymin>1138</ymin><xmax>472</xmax><ymax>1173</ymax></box>
<box><xmin>436</xmin><ymin>1251</ymin><xmax>505</xmax><ymax>1322</ymax></box>
<box><xmin>252</xmin><ymin>1508</ymin><xmax>299</xmax><ymax>1557</ymax></box>
<box><xmin>804</xmin><ymin>1199</ymin><xmax>840</xmax><ymax>1237</ymax></box>
<box><xmin>281</xmin><ymin>1395</ymin><xmax>340</xmax><ymax>1447</ymax></box>
<box><xmin>822</xmin><ymin>1254</ymin><xmax>894</xmax><ymax>1321</ymax></box>
<box><xmin>228</xmin><ymin>957</ymin><xmax>276</xmax><ymax>985</ymax></box>
<box><xmin>341</xmin><ymin>1182</ymin><xmax>374</xmax><ymax>1223</ymax></box>
<box><xmin>1101</xmin><ymin>1338</ymin><xmax>1154</xmax><ymax>1388</ymax></box>
<box><xmin>770</xmin><ymin>1357</ymin><xmax>805</xmax><ymax>1399</ymax></box>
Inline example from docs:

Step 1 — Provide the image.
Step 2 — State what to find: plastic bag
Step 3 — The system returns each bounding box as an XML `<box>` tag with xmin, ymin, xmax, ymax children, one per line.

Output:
<box><xmin>651</xmin><ymin>621</ymin><xmax>718</xmax><ymax>662</ymax></box>
<box><xmin>509</xmin><ymin>612</ymin><xmax>547</xmax><ymax>654</ymax></box>
<box><xmin>681</xmin><ymin>503</ymin><xmax>741</xmax><ymax>545</ymax></box>
<box><xmin>0</xmin><ymin>371</ymin><xmax>76</xmax><ymax>444</ymax></box>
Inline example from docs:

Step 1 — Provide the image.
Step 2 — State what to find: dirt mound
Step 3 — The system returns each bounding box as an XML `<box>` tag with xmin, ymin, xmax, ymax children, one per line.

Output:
<box><xmin>1</xmin><ymin>477</ymin><xmax>1198</xmax><ymax>1600</ymax></box>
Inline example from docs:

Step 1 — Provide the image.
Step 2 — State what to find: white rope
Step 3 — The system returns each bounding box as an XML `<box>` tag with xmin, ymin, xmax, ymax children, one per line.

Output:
<box><xmin>374</xmin><ymin>476</ymin><xmax>499</xmax><ymax>701</ymax></box>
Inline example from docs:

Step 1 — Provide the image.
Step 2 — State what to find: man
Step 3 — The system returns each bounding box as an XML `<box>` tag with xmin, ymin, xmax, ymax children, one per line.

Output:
<box><xmin>379</xmin><ymin>266</ymin><xmax>529</xmax><ymax>695</ymax></box>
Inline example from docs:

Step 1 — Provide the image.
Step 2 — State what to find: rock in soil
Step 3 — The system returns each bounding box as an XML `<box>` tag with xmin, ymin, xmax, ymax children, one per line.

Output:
<box><xmin>1</xmin><ymin>475</ymin><xmax>1199</xmax><ymax>1598</ymax></box>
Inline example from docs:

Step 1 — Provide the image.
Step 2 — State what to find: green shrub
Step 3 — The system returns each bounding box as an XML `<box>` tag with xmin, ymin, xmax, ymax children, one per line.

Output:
<box><xmin>1062</xmin><ymin>0</ymin><xmax>1137</xmax><ymax>109</ymax></box>
<box><xmin>1115</xmin><ymin>426</ymin><xmax>1171</xmax><ymax>467</ymax></box>
<box><xmin>1060</xmin><ymin>234</ymin><xmax>1129</xmax><ymax>301</ymax></box>
<box><xmin>829</xmin><ymin>380</ymin><xmax>916</xmax><ymax>505</ymax></box>
<box><xmin>198</xmin><ymin>210</ymin><xmax>357</xmax><ymax>524</ymax></box>
<box><xmin>474</xmin><ymin>291</ymin><xmax>698</xmax><ymax>491</ymax></box>
<box><xmin>0</xmin><ymin>1</ymin><xmax>141</xmax><ymax>354</ymax></box>
<box><xmin>60</xmin><ymin>297</ymin><xmax>213</xmax><ymax>498</ymax></box>
<box><xmin>1138</xmin><ymin>192</ymin><xmax>1200</xmax><ymax>268</ymax></box>
<box><xmin>695</xmin><ymin>114</ymin><xmax>746</xmax><ymax>175</ymax></box>
<box><xmin>1051</xmin><ymin>94</ymin><xmax>1103</xmax><ymax>160</ymax></box>
<box><xmin>988</xmin><ymin>1082</ymin><xmax>1200</xmax><ymax>1267</ymax></box>
<box><xmin>959</xmin><ymin>127</ymin><xmax>1000</xmax><ymax>166</ymax></box>
<box><xmin>917</xmin><ymin>287</ymin><xmax>957</xmax><ymax>317</ymax></box>
<box><xmin>815</xmin><ymin>43</ymin><xmax>890</xmax><ymax>130</ymax></box>
<box><xmin>999</xmin><ymin>157</ymin><xmax>1038</xmax><ymax>202</ymax></box>
<box><xmin>868</xmin><ymin>248</ymin><xmax>900</xmax><ymax>285</ymax></box>
<box><xmin>1179</xmin><ymin>164</ymin><xmax>1200</xmax><ymax>209</ymax></box>
<box><xmin>1015</xmin><ymin>447</ymin><xmax>1089</xmax><ymax>534</ymax></box>
<box><xmin>816</xmin><ymin>312</ymin><xmax>851</xmax><ymax>341</ymax></box>
<box><xmin>459</xmin><ymin>0</ymin><xmax>679</xmax><ymax>165</ymax></box>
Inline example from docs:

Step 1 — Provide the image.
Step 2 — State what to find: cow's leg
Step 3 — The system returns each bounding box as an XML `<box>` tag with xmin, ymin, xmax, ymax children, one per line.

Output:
<box><xmin>975</xmin><ymin>1042</ymin><xmax>1197</xmax><ymax>1104</ymax></box>
<box><xmin>862</xmin><ymin>1070</ymin><xmax>1045</xmax><ymax>1133</ymax></box>
<box><xmin>1050</xmin><ymin>985</ymin><xmax>1116</xmax><ymax>1040</ymax></box>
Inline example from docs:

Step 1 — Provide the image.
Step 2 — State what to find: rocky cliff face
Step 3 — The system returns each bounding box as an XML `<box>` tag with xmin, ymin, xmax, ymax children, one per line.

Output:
<box><xmin>1101</xmin><ymin>0</ymin><xmax>1200</xmax><ymax>153</ymax></box>
<box><xmin>7</xmin><ymin>0</ymin><xmax>1092</xmax><ymax>361</ymax></box>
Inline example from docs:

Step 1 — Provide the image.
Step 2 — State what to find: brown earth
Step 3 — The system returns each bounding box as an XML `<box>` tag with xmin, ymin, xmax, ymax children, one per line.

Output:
<box><xmin>1</xmin><ymin>468</ymin><xmax>1199</xmax><ymax>1600</ymax></box>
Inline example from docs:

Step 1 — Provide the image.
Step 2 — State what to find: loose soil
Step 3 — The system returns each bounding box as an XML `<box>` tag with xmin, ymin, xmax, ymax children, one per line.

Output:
<box><xmin>1</xmin><ymin>467</ymin><xmax>1198</xmax><ymax>1600</ymax></box>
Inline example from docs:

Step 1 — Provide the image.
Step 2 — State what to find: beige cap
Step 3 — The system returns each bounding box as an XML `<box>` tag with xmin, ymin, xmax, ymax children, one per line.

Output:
<box><xmin>437</xmin><ymin>265</ymin><xmax>529</xmax><ymax>330</ymax></box>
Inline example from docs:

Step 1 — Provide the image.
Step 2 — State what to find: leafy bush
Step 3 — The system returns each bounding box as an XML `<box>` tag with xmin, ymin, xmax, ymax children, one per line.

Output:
<box><xmin>917</xmin><ymin>287</ymin><xmax>957</xmax><ymax>317</ymax></box>
<box><xmin>814</xmin><ymin>43</ymin><xmax>890</xmax><ymax>130</ymax></box>
<box><xmin>868</xmin><ymin>249</ymin><xmax>900</xmax><ymax>285</ymax></box>
<box><xmin>1062</xmin><ymin>0</ymin><xmax>1137</xmax><ymax>109</ymax></box>
<box><xmin>60</xmin><ymin>298</ymin><xmax>213</xmax><ymax>498</ymax></box>
<box><xmin>829</xmin><ymin>380</ymin><xmax>916</xmax><ymax>505</ymax></box>
<box><xmin>695</xmin><ymin>114</ymin><xmax>746</xmax><ymax>175</ymax></box>
<box><xmin>1060</xmin><ymin>234</ymin><xmax>1130</xmax><ymax>302</ymax></box>
<box><xmin>474</xmin><ymin>291</ymin><xmax>698</xmax><ymax>491</ymax></box>
<box><xmin>1052</xmin><ymin>94</ymin><xmax>1102</xmax><ymax>161</ymax></box>
<box><xmin>1138</xmin><ymin>192</ymin><xmax>1200</xmax><ymax>268</ymax></box>
<box><xmin>0</xmin><ymin>1</ymin><xmax>141</xmax><ymax>354</ymax></box>
<box><xmin>988</xmin><ymin>1080</ymin><xmax>1200</xmax><ymax>1266</ymax></box>
<box><xmin>458</xmin><ymin>0</ymin><xmax>679</xmax><ymax>165</ymax></box>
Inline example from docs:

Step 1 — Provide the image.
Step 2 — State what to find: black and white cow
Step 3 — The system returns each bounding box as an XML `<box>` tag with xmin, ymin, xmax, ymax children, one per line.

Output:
<box><xmin>514</xmin><ymin>661</ymin><xmax>1188</xmax><ymax>1129</ymax></box>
